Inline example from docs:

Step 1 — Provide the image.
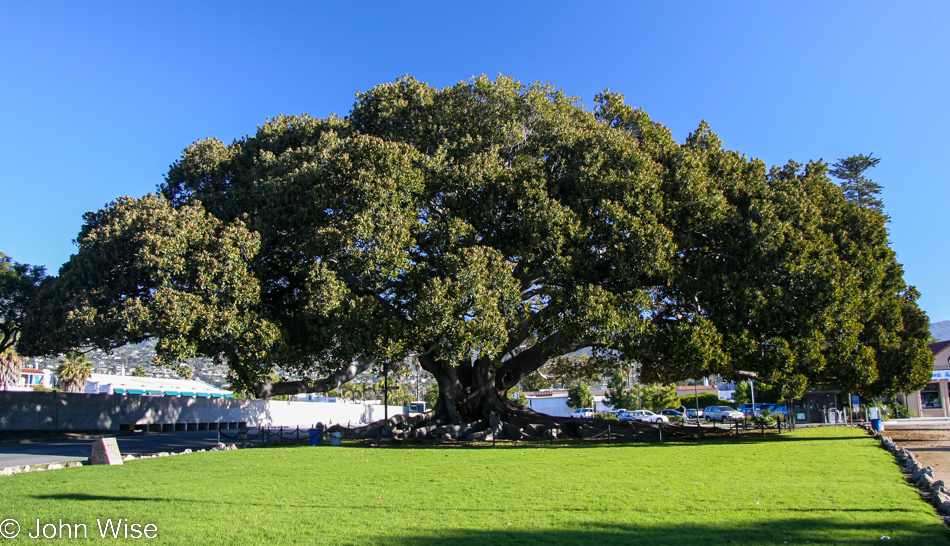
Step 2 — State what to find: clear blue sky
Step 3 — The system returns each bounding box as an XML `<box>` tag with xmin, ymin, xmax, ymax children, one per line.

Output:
<box><xmin>2</xmin><ymin>2</ymin><xmax>948</xmax><ymax>320</ymax></box>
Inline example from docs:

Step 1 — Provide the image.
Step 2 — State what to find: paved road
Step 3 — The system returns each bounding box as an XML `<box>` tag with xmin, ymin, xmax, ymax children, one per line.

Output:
<box><xmin>0</xmin><ymin>430</ymin><xmax>267</xmax><ymax>468</ymax></box>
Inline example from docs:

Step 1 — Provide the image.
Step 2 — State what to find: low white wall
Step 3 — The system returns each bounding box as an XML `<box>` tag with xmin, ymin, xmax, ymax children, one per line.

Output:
<box><xmin>0</xmin><ymin>391</ymin><xmax>382</xmax><ymax>431</ymax></box>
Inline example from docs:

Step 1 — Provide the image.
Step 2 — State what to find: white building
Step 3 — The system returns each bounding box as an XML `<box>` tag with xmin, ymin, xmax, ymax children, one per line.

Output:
<box><xmin>84</xmin><ymin>373</ymin><xmax>233</xmax><ymax>398</ymax></box>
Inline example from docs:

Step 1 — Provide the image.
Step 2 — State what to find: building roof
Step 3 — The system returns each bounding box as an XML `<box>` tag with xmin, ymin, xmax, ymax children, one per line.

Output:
<box><xmin>86</xmin><ymin>373</ymin><xmax>232</xmax><ymax>397</ymax></box>
<box><xmin>929</xmin><ymin>340</ymin><xmax>950</xmax><ymax>355</ymax></box>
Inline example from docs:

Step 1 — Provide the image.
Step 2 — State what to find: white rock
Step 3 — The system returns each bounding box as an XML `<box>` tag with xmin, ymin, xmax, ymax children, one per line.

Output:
<box><xmin>46</xmin><ymin>464</ymin><xmax>63</xmax><ymax>470</ymax></box>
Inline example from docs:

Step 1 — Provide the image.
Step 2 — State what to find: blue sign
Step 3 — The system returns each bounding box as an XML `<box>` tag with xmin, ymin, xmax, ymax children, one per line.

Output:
<box><xmin>851</xmin><ymin>396</ymin><xmax>860</xmax><ymax>405</ymax></box>
<box><xmin>931</xmin><ymin>370</ymin><xmax>950</xmax><ymax>382</ymax></box>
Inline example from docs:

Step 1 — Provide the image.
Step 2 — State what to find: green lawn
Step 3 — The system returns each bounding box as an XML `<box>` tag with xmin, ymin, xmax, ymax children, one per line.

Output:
<box><xmin>1</xmin><ymin>427</ymin><xmax>946</xmax><ymax>544</ymax></box>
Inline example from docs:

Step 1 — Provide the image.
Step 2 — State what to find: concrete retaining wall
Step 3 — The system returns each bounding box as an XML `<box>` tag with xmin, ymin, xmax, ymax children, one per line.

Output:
<box><xmin>0</xmin><ymin>391</ymin><xmax>375</xmax><ymax>432</ymax></box>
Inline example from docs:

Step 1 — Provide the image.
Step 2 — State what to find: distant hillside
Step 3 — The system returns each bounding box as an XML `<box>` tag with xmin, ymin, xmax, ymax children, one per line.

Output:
<box><xmin>931</xmin><ymin>321</ymin><xmax>950</xmax><ymax>342</ymax></box>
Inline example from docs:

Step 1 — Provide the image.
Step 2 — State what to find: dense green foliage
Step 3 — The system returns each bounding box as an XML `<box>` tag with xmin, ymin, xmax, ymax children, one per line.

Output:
<box><xmin>0</xmin><ymin>428</ymin><xmax>946</xmax><ymax>545</ymax></box>
<box><xmin>20</xmin><ymin>76</ymin><xmax>931</xmax><ymax>413</ymax></box>
<box><xmin>567</xmin><ymin>381</ymin><xmax>593</xmax><ymax>409</ymax></box>
<box><xmin>603</xmin><ymin>372</ymin><xmax>635</xmax><ymax>410</ymax></box>
<box><xmin>0</xmin><ymin>252</ymin><xmax>45</xmax><ymax>354</ymax></box>
<box><xmin>638</xmin><ymin>383</ymin><xmax>679</xmax><ymax>412</ymax></box>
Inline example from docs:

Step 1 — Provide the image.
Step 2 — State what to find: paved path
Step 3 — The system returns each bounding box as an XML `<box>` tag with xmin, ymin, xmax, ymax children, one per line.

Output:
<box><xmin>0</xmin><ymin>431</ymin><xmax>231</xmax><ymax>467</ymax></box>
<box><xmin>879</xmin><ymin>419</ymin><xmax>950</xmax><ymax>485</ymax></box>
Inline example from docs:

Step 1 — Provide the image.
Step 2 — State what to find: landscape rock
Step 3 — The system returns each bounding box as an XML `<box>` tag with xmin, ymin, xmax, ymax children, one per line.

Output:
<box><xmin>123</xmin><ymin>455</ymin><xmax>136</xmax><ymax>461</ymax></box>
<box><xmin>0</xmin><ymin>467</ymin><xmax>14</xmax><ymax>476</ymax></box>
<box><xmin>181</xmin><ymin>449</ymin><xmax>192</xmax><ymax>454</ymax></box>
<box><xmin>932</xmin><ymin>490</ymin><xmax>950</xmax><ymax>507</ymax></box>
<box><xmin>912</xmin><ymin>467</ymin><xmax>934</xmax><ymax>483</ymax></box>
<box><xmin>90</xmin><ymin>437</ymin><xmax>124</xmax><ymax>466</ymax></box>
<box><xmin>46</xmin><ymin>464</ymin><xmax>63</xmax><ymax>470</ymax></box>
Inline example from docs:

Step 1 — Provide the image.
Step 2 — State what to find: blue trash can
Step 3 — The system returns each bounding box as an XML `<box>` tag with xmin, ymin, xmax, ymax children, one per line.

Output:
<box><xmin>871</xmin><ymin>418</ymin><xmax>884</xmax><ymax>432</ymax></box>
<box><xmin>309</xmin><ymin>427</ymin><xmax>323</xmax><ymax>446</ymax></box>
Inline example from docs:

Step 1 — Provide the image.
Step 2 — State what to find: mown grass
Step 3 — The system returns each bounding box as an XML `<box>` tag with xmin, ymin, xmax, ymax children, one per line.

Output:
<box><xmin>0</xmin><ymin>427</ymin><xmax>946</xmax><ymax>544</ymax></box>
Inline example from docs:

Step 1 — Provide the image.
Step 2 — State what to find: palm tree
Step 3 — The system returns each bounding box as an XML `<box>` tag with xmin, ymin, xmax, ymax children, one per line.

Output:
<box><xmin>177</xmin><ymin>364</ymin><xmax>195</xmax><ymax>380</ymax></box>
<box><xmin>0</xmin><ymin>348</ymin><xmax>23</xmax><ymax>390</ymax></box>
<box><xmin>56</xmin><ymin>353</ymin><xmax>92</xmax><ymax>393</ymax></box>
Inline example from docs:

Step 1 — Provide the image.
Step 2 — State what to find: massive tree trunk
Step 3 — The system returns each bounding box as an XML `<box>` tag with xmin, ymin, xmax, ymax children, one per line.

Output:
<box><xmin>256</xmin><ymin>332</ymin><xmax>674</xmax><ymax>442</ymax></box>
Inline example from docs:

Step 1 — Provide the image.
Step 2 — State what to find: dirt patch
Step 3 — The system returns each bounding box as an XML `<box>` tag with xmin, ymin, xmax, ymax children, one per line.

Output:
<box><xmin>883</xmin><ymin>424</ymin><xmax>950</xmax><ymax>484</ymax></box>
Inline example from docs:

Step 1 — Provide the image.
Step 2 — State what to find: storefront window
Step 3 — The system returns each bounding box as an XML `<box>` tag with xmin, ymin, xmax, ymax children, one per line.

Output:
<box><xmin>922</xmin><ymin>382</ymin><xmax>942</xmax><ymax>409</ymax></box>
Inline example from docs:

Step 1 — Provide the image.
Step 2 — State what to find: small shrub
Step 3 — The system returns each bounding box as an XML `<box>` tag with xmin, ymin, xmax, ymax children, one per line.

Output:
<box><xmin>594</xmin><ymin>412</ymin><xmax>619</xmax><ymax>420</ymax></box>
<box><xmin>752</xmin><ymin>409</ymin><xmax>776</xmax><ymax>427</ymax></box>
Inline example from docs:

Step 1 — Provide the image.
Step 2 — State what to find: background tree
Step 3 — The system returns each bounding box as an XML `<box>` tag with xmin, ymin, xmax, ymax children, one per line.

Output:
<box><xmin>0</xmin><ymin>347</ymin><xmax>23</xmax><ymax>390</ymax></box>
<box><xmin>131</xmin><ymin>365</ymin><xmax>147</xmax><ymax>377</ymax></box>
<box><xmin>56</xmin><ymin>353</ymin><xmax>92</xmax><ymax>393</ymax></box>
<box><xmin>423</xmin><ymin>384</ymin><xmax>440</xmax><ymax>409</ymax></box>
<box><xmin>567</xmin><ymin>381</ymin><xmax>593</xmax><ymax>409</ymax></box>
<box><xmin>830</xmin><ymin>153</ymin><xmax>883</xmax><ymax>212</ymax></box>
<box><xmin>0</xmin><ymin>252</ymin><xmax>45</xmax><ymax>354</ymax></box>
<box><xmin>603</xmin><ymin>372</ymin><xmax>635</xmax><ymax>410</ymax></box>
<box><xmin>176</xmin><ymin>364</ymin><xmax>195</xmax><ymax>380</ymax></box>
<box><xmin>20</xmin><ymin>76</ymin><xmax>932</xmax><ymax>440</ymax></box>
<box><xmin>733</xmin><ymin>381</ymin><xmax>782</xmax><ymax>405</ymax></box>
<box><xmin>640</xmin><ymin>383</ymin><xmax>678</xmax><ymax>412</ymax></box>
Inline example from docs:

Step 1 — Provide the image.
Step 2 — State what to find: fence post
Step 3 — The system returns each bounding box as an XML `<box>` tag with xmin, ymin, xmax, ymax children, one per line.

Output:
<box><xmin>608</xmin><ymin>425</ymin><xmax>611</xmax><ymax>444</ymax></box>
<box><xmin>658</xmin><ymin>422</ymin><xmax>662</xmax><ymax>443</ymax></box>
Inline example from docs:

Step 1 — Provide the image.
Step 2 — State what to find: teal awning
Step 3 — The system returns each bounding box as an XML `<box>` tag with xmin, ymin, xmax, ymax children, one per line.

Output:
<box><xmin>180</xmin><ymin>391</ymin><xmax>196</xmax><ymax>397</ymax></box>
<box><xmin>127</xmin><ymin>389</ymin><xmax>146</xmax><ymax>395</ymax></box>
<box><xmin>196</xmin><ymin>392</ymin><xmax>211</xmax><ymax>398</ymax></box>
<box><xmin>164</xmin><ymin>391</ymin><xmax>181</xmax><ymax>396</ymax></box>
<box><xmin>114</xmin><ymin>388</ymin><xmax>127</xmax><ymax>394</ymax></box>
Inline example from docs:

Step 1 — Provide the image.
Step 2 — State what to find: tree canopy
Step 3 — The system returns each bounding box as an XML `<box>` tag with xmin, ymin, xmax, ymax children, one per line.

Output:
<box><xmin>20</xmin><ymin>76</ymin><xmax>932</xmax><ymax>439</ymax></box>
<box><xmin>0</xmin><ymin>252</ymin><xmax>46</xmax><ymax>354</ymax></box>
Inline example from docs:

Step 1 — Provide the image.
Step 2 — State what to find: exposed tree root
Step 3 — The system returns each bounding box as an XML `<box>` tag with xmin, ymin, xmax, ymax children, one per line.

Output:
<box><xmin>327</xmin><ymin>406</ymin><xmax>729</xmax><ymax>444</ymax></box>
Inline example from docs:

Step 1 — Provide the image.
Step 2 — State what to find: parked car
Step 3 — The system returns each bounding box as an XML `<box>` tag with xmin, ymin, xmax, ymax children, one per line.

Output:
<box><xmin>660</xmin><ymin>409</ymin><xmax>683</xmax><ymax>418</ymax></box>
<box><xmin>737</xmin><ymin>403</ymin><xmax>768</xmax><ymax>417</ymax></box>
<box><xmin>765</xmin><ymin>403</ymin><xmax>789</xmax><ymax>416</ymax></box>
<box><xmin>703</xmin><ymin>406</ymin><xmax>744</xmax><ymax>422</ymax></box>
<box><xmin>684</xmin><ymin>408</ymin><xmax>704</xmax><ymax>419</ymax></box>
<box><xmin>570</xmin><ymin>408</ymin><xmax>595</xmax><ymax>418</ymax></box>
<box><xmin>618</xmin><ymin>409</ymin><xmax>669</xmax><ymax>423</ymax></box>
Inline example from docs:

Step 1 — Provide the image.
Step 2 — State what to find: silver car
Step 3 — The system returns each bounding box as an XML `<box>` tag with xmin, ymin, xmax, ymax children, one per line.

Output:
<box><xmin>703</xmin><ymin>405</ymin><xmax>744</xmax><ymax>423</ymax></box>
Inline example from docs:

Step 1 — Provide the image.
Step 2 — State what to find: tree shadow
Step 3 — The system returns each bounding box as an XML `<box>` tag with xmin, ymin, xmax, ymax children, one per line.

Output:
<box><xmin>376</xmin><ymin>519</ymin><xmax>949</xmax><ymax>545</ymax></box>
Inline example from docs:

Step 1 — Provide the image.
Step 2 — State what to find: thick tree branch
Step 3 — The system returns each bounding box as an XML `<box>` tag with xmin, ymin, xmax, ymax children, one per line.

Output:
<box><xmin>495</xmin><ymin>331</ymin><xmax>600</xmax><ymax>392</ymax></box>
<box><xmin>255</xmin><ymin>358</ymin><xmax>374</xmax><ymax>398</ymax></box>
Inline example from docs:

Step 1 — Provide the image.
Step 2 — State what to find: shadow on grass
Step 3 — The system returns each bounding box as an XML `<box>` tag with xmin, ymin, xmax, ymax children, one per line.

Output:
<box><xmin>376</xmin><ymin>519</ymin><xmax>949</xmax><ymax>546</ymax></box>
<box><xmin>338</xmin><ymin>431</ymin><xmax>873</xmax><ymax>451</ymax></box>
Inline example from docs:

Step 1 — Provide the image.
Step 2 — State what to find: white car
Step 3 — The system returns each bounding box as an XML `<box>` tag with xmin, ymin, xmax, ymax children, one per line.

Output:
<box><xmin>570</xmin><ymin>408</ymin><xmax>595</xmax><ymax>418</ymax></box>
<box><xmin>619</xmin><ymin>410</ymin><xmax>669</xmax><ymax>424</ymax></box>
